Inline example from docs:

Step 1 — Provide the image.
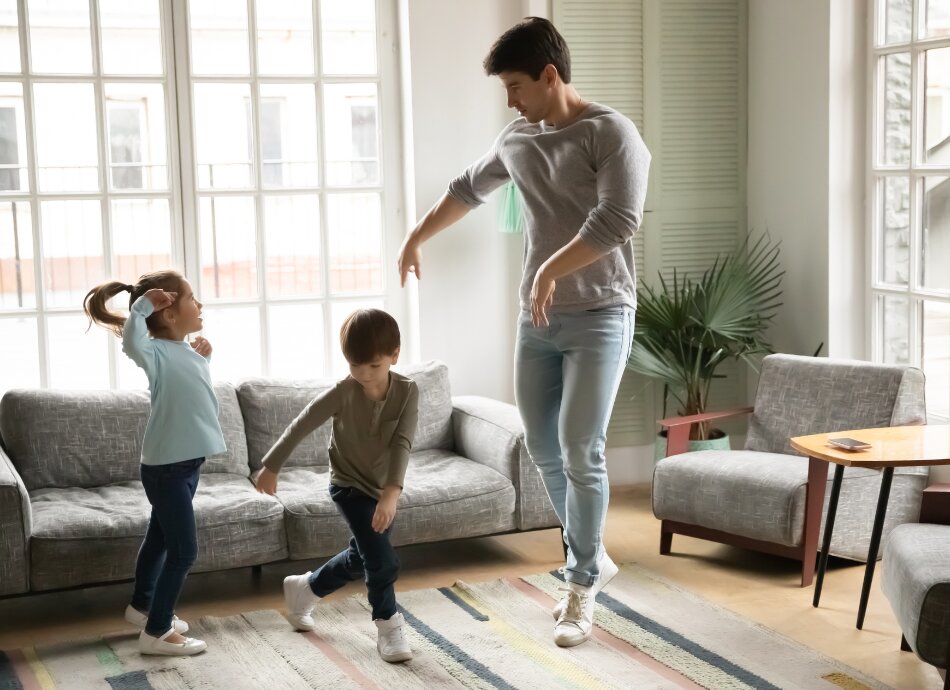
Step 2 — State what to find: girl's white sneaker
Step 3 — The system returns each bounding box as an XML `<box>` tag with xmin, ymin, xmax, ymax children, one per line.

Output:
<box><xmin>124</xmin><ymin>605</ymin><xmax>189</xmax><ymax>634</ymax></box>
<box><xmin>138</xmin><ymin>628</ymin><xmax>206</xmax><ymax>656</ymax></box>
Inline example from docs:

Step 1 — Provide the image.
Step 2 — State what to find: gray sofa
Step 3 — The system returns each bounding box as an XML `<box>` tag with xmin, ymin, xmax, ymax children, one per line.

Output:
<box><xmin>0</xmin><ymin>361</ymin><xmax>559</xmax><ymax>596</ymax></box>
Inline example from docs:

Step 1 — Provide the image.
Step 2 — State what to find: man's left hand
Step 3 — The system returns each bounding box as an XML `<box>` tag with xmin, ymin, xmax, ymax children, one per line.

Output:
<box><xmin>530</xmin><ymin>266</ymin><xmax>556</xmax><ymax>327</ymax></box>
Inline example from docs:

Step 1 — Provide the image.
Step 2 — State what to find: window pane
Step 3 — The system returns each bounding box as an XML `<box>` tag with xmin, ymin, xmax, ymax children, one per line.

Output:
<box><xmin>324</xmin><ymin>83</ymin><xmax>378</xmax><ymax>186</ymax></box>
<box><xmin>0</xmin><ymin>0</ymin><xmax>20</xmax><ymax>73</ymax></box>
<box><xmin>189</xmin><ymin>0</ymin><xmax>249</xmax><ymax>75</ymax></box>
<box><xmin>99</xmin><ymin>0</ymin><xmax>163</xmax><ymax>75</ymax></box>
<box><xmin>198</xmin><ymin>196</ymin><xmax>257</xmax><ymax>300</ymax></box>
<box><xmin>41</xmin><ymin>200</ymin><xmax>103</xmax><ymax>308</ymax></box>
<box><xmin>0</xmin><ymin>82</ymin><xmax>28</xmax><ymax>192</ymax></box>
<box><xmin>201</xmin><ymin>305</ymin><xmax>261</xmax><ymax>381</ymax></box>
<box><xmin>33</xmin><ymin>83</ymin><xmax>98</xmax><ymax>191</ymax></box>
<box><xmin>259</xmin><ymin>84</ymin><xmax>319</xmax><ymax>188</ymax></box>
<box><xmin>882</xmin><ymin>53</ymin><xmax>911</xmax><ymax>166</ymax></box>
<box><xmin>194</xmin><ymin>83</ymin><xmax>253</xmax><ymax>188</ymax></box>
<box><xmin>105</xmin><ymin>83</ymin><xmax>168</xmax><ymax>190</ymax></box>
<box><xmin>924</xmin><ymin>0</ymin><xmax>950</xmax><ymax>39</ymax></box>
<box><xmin>923</xmin><ymin>300</ymin><xmax>950</xmax><ymax>417</ymax></box>
<box><xmin>263</xmin><ymin>195</ymin><xmax>321</xmax><ymax>297</ymax></box>
<box><xmin>0</xmin><ymin>201</ymin><xmax>33</xmax><ymax>308</ymax></box>
<box><xmin>28</xmin><ymin>0</ymin><xmax>92</xmax><ymax>74</ymax></box>
<box><xmin>117</xmin><ymin>346</ymin><xmax>148</xmax><ymax>389</ymax></box>
<box><xmin>923</xmin><ymin>176</ymin><xmax>950</xmax><ymax>292</ymax></box>
<box><xmin>881</xmin><ymin>176</ymin><xmax>910</xmax><ymax>286</ymax></box>
<box><xmin>47</xmin><ymin>313</ymin><xmax>108</xmax><ymax>388</ymax></box>
<box><xmin>268</xmin><ymin>303</ymin><xmax>324</xmax><ymax>378</ymax></box>
<box><xmin>884</xmin><ymin>0</ymin><xmax>912</xmax><ymax>44</ymax></box>
<box><xmin>111</xmin><ymin>198</ymin><xmax>172</xmax><ymax>279</ymax></box>
<box><xmin>0</xmin><ymin>317</ymin><xmax>39</xmax><ymax>391</ymax></box>
<box><xmin>880</xmin><ymin>294</ymin><xmax>910</xmax><ymax>363</ymax></box>
<box><xmin>330</xmin><ymin>299</ymin><xmax>382</xmax><ymax>376</ymax></box>
<box><xmin>924</xmin><ymin>48</ymin><xmax>950</xmax><ymax>165</ymax></box>
<box><xmin>320</xmin><ymin>0</ymin><xmax>376</xmax><ymax>75</ymax></box>
<box><xmin>257</xmin><ymin>0</ymin><xmax>313</xmax><ymax>75</ymax></box>
<box><xmin>327</xmin><ymin>193</ymin><xmax>381</xmax><ymax>294</ymax></box>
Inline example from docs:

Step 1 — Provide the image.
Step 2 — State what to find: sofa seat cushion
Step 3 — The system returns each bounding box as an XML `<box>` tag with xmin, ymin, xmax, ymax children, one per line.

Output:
<box><xmin>882</xmin><ymin>523</ymin><xmax>950</xmax><ymax>668</ymax></box>
<box><xmin>276</xmin><ymin>449</ymin><xmax>517</xmax><ymax>560</ymax></box>
<box><xmin>653</xmin><ymin>450</ymin><xmax>926</xmax><ymax>559</ymax></box>
<box><xmin>28</xmin><ymin>473</ymin><xmax>286</xmax><ymax>591</ymax></box>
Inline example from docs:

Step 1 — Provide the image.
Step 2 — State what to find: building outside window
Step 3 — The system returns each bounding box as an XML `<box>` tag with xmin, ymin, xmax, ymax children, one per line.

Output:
<box><xmin>0</xmin><ymin>0</ymin><xmax>402</xmax><ymax>392</ymax></box>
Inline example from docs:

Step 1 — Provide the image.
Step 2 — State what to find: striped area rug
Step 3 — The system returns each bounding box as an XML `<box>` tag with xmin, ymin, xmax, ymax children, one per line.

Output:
<box><xmin>0</xmin><ymin>564</ymin><xmax>899</xmax><ymax>690</ymax></box>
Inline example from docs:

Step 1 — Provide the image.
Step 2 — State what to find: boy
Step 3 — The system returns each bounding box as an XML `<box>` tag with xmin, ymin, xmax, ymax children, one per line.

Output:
<box><xmin>254</xmin><ymin>308</ymin><xmax>419</xmax><ymax>663</ymax></box>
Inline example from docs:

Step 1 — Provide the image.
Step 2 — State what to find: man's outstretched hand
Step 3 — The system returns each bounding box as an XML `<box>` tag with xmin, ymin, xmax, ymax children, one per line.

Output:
<box><xmin>397</xmin><ymin>236</ymin><xmax>422</xmax><ymax>287</ymax></box>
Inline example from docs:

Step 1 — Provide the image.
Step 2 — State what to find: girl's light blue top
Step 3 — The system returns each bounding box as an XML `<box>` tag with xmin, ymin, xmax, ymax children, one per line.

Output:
<box><xmin>122</xmin><ymin>297</ymin><xmax>227</xmax><ymax>466</ymax></box>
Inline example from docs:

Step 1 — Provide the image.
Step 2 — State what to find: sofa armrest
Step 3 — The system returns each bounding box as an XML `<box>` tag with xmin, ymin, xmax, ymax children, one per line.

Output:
<box><xmin>451</xmin><ymin>396</ymin><xmax>523</xmax><ymax>481</ymax></box>
<box><xmin>0</xmin><ymin>442</ymin><xmax>31</xmax><ymax>594</ymax></box>
<box><xmin>659</xmin><ymin>406</ymin><xmax>754</xmax><ymax>458</ymax></box>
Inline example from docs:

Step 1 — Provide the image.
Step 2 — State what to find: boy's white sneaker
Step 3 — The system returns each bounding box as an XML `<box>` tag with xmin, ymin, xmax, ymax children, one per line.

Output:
<box><xmin>552</xmin><ymin>552</ymin><xmax>618</xmax><ymax>620</ymax></box>
<box><xmin>283</xmin><ymin>572</ymin><xmax>320</xmax><ymax>631</ymax></box>
<box><xmin>553</xmin><ymin>582</ymin><xmax>595</xmax><ymax>648</ymax></box>
<box><xmin>375</xmin><ymin>612</ymin><xmax>412</xmax><ymax>663</ymax></box>
<box><xmin>124</xmin><ymin>605</ymin><xmax>189</xmax><ymax>634</ymax></box>
<box><xmin>138</xmin><ymin>628</ymin><xmax>206</xmax><ymax>656</ymax></box>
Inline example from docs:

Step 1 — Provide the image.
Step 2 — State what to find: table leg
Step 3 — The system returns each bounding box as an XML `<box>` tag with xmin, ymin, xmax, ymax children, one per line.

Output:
<box><xmin>857</xmin><ymin>466</ymin><xmax>894</xmax><ymax>630</ymax></box>
<box><xmin>813</xmin><ymin>463</ymin><xmax>844</xmax><ymax>607</ymax></box>
<box><xmin>802</xmin><ymin>457</ymin><xmax>830</xmax><ymax>587</ymax></box>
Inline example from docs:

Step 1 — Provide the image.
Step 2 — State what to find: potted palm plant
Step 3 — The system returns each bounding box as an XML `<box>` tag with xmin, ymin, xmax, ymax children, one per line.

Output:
<box><xmin>626</xmin><ymin>233</ymin><xmax>784</xmax><ymax>453</ymax></box>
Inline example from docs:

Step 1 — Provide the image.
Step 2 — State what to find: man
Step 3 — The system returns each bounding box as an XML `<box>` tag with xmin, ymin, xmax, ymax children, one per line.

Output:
<box><xmin>397</xmin><ymin>17</ymin><xmax>650</xmax><ymax>647</ymax></box>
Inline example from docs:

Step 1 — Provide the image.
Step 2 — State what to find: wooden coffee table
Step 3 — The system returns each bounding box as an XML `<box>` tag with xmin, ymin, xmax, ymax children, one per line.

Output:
<box><xmin>790</xmin><ymin>425</ymin><xmax>950</xmax><ymax>629</ymax></box>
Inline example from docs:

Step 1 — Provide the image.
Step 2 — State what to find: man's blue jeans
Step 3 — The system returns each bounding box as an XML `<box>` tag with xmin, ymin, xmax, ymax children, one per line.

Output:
<box><xmin>131</xmin><ymin>457</ymin><xmax>203</xmax><ymax>637</ymax></box>
<box><xmin>515</xmin><ymin>305</ymin><xmax>633</xmax><ymax>587</ymax></box>
<box><xmin>308</xmin><ymin>484</ymin><xmax>399</xmax><ymax>621</ymax></box>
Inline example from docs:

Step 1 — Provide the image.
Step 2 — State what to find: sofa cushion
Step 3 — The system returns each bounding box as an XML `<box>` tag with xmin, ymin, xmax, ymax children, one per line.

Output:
<box><xmin>275</xmin><ymin>449</ymin><xmax>516</xmax><ymax>560</ymax></box>
<box><xmin>27</xmin><ymin>473</ymin><xmax>285</xmax><ymax>590</ymax></box>
<box><xmin>882</xmin><ymin>523</ymin><xmax>950</xmax><ymax>668</ymax></box>
<box><xmin>745</xmin><ymin>354</ymin><xmax>927</xmax><ymax>456</ymax></box>
<box><xmin>652</xmin><ymin>449</ymin><xmax>927</xmax><ymax>560</ymax></box>
<box><xmin>0</xmin><ymin>384</ymin><xmax>249</xmax><ymax>490</ymax></box>
<box><xmin>237</xmin><ymin>360</ymin><xmax>455</xmax><ymax>471</ymax></box>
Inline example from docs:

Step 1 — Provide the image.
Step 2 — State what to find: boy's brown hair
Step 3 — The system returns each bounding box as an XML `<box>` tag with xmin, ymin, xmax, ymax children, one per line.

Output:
<box><xmin>339</xmin><ymin>309</ymin><xmax>401</xmax><ymax>365</ymax></box>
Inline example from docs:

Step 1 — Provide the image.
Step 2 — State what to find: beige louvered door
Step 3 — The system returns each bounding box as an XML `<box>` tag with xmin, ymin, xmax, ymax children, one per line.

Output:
<box><xmin>554</xmin><ymin>0</ymin><xmax>748</xmax><ymax>446</ymax></box>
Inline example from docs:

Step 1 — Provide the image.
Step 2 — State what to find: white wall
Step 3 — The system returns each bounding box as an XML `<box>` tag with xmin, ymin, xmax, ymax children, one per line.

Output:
<box><xmin>747</xmin><ymin>0</ymin><xmax>831</xmax><ymax>359</ymax></box>
<box><xmin>402</xmin><ymin>0</ymin><xmax>523</xmax><ymax>403</ymax></box>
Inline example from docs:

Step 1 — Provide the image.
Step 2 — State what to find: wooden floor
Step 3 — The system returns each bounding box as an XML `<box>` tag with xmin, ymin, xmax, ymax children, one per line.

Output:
<box><xmin>0</xmin><ymin>487</ymin><xmax>944</xmax><ymax>689</ymax></box>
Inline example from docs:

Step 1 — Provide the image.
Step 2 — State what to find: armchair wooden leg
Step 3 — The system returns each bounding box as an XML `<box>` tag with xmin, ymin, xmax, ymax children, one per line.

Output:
<box><xmin>559</xmin><ymin>527</ymin><xmax>568</xmax><ymax>560</ymax></box>
<box><xmin>660</xmin><ymin>521</ymin><xmax>673</xmax><ymax>555</ymax></box>
<box><xmin>801</xmin><ymin>457</ymin><xmax>830</xmax><ymax>587</ymax></box>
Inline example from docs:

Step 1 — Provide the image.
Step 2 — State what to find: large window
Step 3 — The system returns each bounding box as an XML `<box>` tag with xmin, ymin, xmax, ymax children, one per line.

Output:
<box><xmin>0</xmin><ymin>0</ymin><xmax>401</xmax><ymax>392</ymax></box>
<box><xmin>872</xmin><ymin>0</ymin><xmax>950</xmax><ymax>418</ymax></box>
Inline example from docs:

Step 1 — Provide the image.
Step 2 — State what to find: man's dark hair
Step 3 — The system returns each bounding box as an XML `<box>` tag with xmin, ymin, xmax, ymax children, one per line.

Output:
<box><xmin>340</xmin><ymin>308</ymin><xmax>401</xmax><ymax>365</ymax></box>
<box><xmin>483</xmin><ymin>17</ymin><xmax>571</xmax><ymax>83</ymax></box>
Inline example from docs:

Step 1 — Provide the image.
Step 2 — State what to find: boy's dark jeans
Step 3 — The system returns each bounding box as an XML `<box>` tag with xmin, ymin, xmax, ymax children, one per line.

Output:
<box><xmin>309</xmin><ymin>484</ymin><xmax>399</xmax><ymax>620</ymax></box>
<box><xmin>131</xmin><ymin>457</ymin><xmax>203</xmax><ymax>637</ymax></box>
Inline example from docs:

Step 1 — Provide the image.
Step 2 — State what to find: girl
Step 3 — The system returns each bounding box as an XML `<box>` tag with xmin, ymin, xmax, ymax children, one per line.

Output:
<box><xmin>83</xmin><ymin>270</ymin><xmax>224</xmax><ymax>656</ymax></box>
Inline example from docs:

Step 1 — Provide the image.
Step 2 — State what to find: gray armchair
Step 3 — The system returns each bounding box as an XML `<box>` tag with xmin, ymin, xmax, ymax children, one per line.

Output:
<box><xmin>652</xmin><ymin>353</ymin><xmax>929</xmax><ymax>586</ymax></box>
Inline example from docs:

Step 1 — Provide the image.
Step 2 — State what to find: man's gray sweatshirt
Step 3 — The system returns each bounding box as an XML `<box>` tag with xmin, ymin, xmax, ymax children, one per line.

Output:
<box><xmin>447</xmin><ymin>102</ymin><xmax>651</xmax><ymax>313</ymax></box>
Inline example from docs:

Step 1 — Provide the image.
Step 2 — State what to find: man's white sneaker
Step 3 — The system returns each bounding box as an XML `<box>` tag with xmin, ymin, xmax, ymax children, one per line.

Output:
<box><xmin>124</xmin><ymin>605</ymin><xmax>189</xmax><ymax>634</ymax></box>
<box><xmin>553</xmin><ymin>582</ymin><xmax>595</xmax><ymax>648</ymax></box>
<box><xmin>552</xmin><ymin>552</ymin><xmax>619</xmax><ymax>620</ymax></box>
<box><xmin>375</xmin><ymin>612</ymin><xmax>412</xmax><ymax>663</ymax></box>
<box><xmin>138</xmin><ymin>628</ymin><xmax>206</xmax><ymax>656</ymax></box>
<box><xmin>283</xmin><ymin>572</ymin><xmax>320</xmax><ymax>631</ymax></box>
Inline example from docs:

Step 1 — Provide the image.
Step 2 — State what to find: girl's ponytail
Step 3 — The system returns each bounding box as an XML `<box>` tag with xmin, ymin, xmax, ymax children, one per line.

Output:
<box><xmin>83</xmin><ymin>281</ymin><xmax>134</xmax><ymax>337</ymax></box>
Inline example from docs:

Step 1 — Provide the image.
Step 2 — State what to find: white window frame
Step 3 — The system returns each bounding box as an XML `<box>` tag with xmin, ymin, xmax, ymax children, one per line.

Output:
<box><xmin>870</xmin><ymin>0</ymin><xmax>950</xmax><ymax>421</ymax></box>
<box><xmin>0</xmin><ymin>0</ymin><xmax>406</xmax><ymax>389</ymax></box>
